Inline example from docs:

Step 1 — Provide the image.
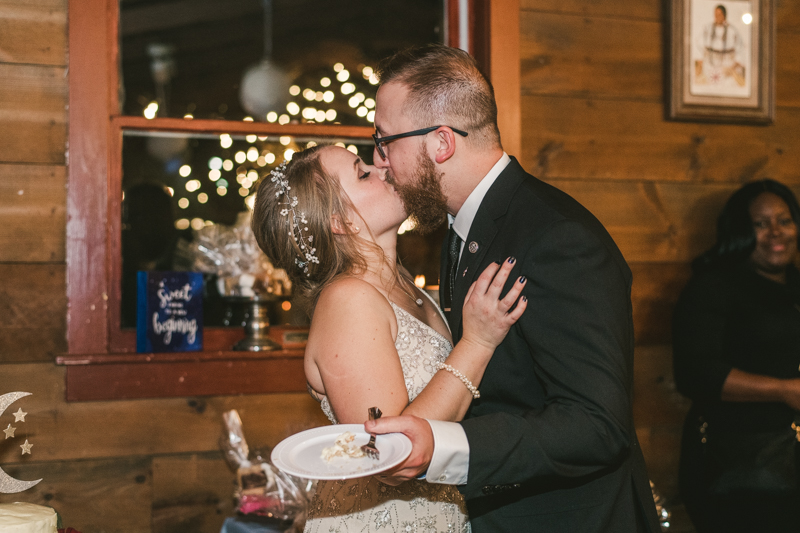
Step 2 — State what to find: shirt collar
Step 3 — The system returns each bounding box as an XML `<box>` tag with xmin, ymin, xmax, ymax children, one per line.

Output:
<box><xmin>450</xmin><ymin>153</ymin><xmax>510</xmax><ymax>241</ymax></box>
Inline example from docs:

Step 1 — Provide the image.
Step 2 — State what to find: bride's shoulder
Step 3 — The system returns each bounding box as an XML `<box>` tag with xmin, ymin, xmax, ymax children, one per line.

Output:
<box><xmin>308</xmin><ymin>277</ymin><xmax>398</xmax><ymax>352</ymax></box>
<box><xmin>315</xmin><ymin>276</ymin><xmax>391</xmax><ymax>317</ymax></box>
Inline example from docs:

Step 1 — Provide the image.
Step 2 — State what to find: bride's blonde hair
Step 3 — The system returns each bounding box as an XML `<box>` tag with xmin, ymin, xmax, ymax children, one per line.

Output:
<box><xmin>251</xmin><ymin>146</ymin><xmax>390</xmax><ymax>310</ymax></box>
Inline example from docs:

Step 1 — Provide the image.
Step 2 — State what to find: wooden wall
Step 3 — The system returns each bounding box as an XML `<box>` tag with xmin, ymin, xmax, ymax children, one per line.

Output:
<box><xmin>0</xmin><ymin>2</ymin><xmax>328</xmax><ymax>531</ymax></box>
<box><xmin>519</xmin><ymin>0</ymin><xmax>800</xmax><ymax>529</ymax></box>
<box><xmin>2</xmin><ymin>0</ymin><xmax>799</xmax><ymax>531</ymax></box>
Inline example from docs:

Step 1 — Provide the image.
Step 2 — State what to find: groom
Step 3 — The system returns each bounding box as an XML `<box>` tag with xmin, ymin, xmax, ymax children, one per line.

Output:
<box><xmin>367</xmin><ymin>45</ymin><xmax>660</xmax><ymax>532</ymax></box>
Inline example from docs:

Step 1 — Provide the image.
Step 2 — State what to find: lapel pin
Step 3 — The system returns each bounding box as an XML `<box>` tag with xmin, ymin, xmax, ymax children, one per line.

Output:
<box><xmin>468</xmin><ymin>241</ymin><xmax>479</xmax><ymax>253</ymax></box>
<box><xmin>462</xmin><ymin>267</ymin><xmax>469</xmax><ymax>277</ymax></box>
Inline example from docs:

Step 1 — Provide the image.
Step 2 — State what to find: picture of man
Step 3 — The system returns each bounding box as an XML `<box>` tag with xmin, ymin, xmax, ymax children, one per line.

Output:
<box><xmin>690</xmin><ymin>1</ymin><xmax>752</xmax><ymax>98</ymax></box>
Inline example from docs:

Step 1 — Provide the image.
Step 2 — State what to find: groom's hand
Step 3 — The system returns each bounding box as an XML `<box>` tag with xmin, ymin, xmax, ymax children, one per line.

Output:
<box><xmin>365</xmin><ymin>415</ymin><xmax>434</xmax><ymax>486</ymax></box>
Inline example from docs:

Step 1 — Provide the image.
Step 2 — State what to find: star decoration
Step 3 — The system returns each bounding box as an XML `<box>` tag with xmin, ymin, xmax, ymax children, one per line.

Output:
<box><xmin>3</xmin><ymin>424</ymin><xmax>15</xmax><ymax>439</ymax></box>
<box><xmin>13</xmin><ymin>408</ymin><xmax>27</xmax><ymax>422</ymax></box>
<box><xmin>20</xmin><ymin>439</ymin><xmax>33</xmax><ymax>455</ymax></box>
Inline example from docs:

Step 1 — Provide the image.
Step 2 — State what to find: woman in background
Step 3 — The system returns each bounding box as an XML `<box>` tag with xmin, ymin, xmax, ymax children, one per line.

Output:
<box><xmin>673</xmin><ymin>179</ymin><xmax>800</xmax><ymax>532</ymax></box>
<box><xmin>251</xmin><ymin>145</ymin><xmax>526</xmax><ymax>532</ymax></box>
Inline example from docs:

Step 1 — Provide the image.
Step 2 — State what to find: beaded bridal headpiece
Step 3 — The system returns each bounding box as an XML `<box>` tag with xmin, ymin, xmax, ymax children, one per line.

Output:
<box><xmin>270</xmin><ymin>161</ymin><xmax>319</xmax><ymax>276</ymax></box>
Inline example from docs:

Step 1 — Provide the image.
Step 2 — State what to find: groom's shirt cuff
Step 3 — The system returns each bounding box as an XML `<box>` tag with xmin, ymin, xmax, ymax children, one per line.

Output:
<box><xmin>425</xmin><ymin>420</ymin><xmax>469</xmax><ymax>485</ymax></box>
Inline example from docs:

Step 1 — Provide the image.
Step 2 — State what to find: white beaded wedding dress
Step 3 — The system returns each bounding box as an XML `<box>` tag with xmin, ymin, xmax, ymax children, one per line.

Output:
<box><xmin>304</xmin><ymin>300</ymin><xmax>470</xmax><ymax>533</ymax></box>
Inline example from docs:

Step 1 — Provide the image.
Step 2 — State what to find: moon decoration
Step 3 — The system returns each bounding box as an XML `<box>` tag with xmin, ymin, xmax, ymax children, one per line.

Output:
<box><xmin>0</xmin><ymin>392</ymin><xmax>42</xmax><ymax>493</ymax></box>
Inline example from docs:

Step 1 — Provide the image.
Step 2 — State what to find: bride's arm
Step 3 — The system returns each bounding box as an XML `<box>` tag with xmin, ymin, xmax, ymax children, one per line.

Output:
<box><xmin>403</xmin><ymin>259</ymin><xmax>525</xmax><ymax>421</ymax></box>
<box><xmin>308</xmin><ymin>261</ymin><xmax>525</xmax><ymax>425</ymax></box>
<box><xmin>305</xmin><ymin>277</ymin><xmax>414</xmax><ymax>424</ymax></box>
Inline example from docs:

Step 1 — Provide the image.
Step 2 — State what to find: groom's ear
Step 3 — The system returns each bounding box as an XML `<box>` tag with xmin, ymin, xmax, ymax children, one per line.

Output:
<box><xmin>432</xmin><ymin>127</ymin><xmax>458</xmax><ymax>164</ymax></box>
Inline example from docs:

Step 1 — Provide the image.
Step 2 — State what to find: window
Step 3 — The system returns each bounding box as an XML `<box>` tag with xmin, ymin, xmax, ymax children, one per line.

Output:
<box><xmin>61</xmin><ymin>0</ymin><xmax>519</xmax><ymax>400</ymax></box>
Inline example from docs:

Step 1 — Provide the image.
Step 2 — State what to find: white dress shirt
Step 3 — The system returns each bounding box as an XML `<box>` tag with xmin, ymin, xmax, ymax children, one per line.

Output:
<box><xmin>425</xmin><ymin>152</ymin><xmax>510</xmax><ymax>485</ymax></box>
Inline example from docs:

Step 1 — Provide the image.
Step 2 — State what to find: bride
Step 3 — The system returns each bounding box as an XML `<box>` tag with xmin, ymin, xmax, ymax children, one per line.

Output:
<box><xmin>251</xmin><ymin>145</ymin><xmax>526</xmax><ymax>532</ymax></box>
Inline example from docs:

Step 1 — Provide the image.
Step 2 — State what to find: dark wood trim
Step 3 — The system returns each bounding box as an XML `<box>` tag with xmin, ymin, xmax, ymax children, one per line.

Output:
<box><xmin>112</xmin><ymin>116</ymin><xmax>375</xmax><ymax>138</ymax></box>
<box><xmin>57</xmin><ymin>348</ymin><xmax>304</xmax><ymax>366</ymax></box>
<box><xmin>447</xmin><ymin>0</ymin><xmax>461</xmax><ymax>48</ymax></box>
<box><xmin>62</xmin><ymin>355</ymin><xmax>306</xmax><ymax>401</ymax></box>
<box><xmin>471</xmin><ymin>0</ymin><xmax>492</xmax><ymax>75</ymax></box>
<box><xmin>108</xmin><ymin>123</ymin><xmax>126</xmax><ymax>353</ymax></box>
<box><xmin>67</xmin><ymin>0</ymin><xmax>113</xmax><ymax>354</ymax></box>
<box><xmin>58</xmin><ymin>325</ymin><xmax>309</xmax><ymax>400</ymax></box>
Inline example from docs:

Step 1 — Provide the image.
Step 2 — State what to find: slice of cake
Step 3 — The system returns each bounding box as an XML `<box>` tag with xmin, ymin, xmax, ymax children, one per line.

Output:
<box><xmin>0</xmin><ymin>502</ymin><xmax>57</xmax><ymax>533</ymax></box>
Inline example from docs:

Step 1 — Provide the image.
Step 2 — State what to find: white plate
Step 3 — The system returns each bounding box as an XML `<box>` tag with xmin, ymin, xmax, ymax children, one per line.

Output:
<box><xmin>271</xmin><ymin>424</ymin><xmax>412</xmax><ymax>480</ymax></box>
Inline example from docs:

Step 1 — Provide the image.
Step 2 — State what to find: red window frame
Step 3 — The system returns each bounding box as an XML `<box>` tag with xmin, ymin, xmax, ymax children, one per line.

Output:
<box><xmin>60</xmin><ymin>0</ymin><xmax>518</xmax><ymax>400</ymax></box>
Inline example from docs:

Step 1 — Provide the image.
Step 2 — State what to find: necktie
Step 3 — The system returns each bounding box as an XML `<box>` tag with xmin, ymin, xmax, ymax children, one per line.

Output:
<box><xmin>443</xmin><ymin>227</ymin><xmax>461</xmax><ymax>313</ymax></box>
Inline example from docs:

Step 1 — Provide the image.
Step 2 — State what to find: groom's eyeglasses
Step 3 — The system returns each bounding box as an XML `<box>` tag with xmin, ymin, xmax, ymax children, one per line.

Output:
<box><xmin>372</xmin><ymin>126</ymin><xmax>468</xmax><ymax>160</ymax></box>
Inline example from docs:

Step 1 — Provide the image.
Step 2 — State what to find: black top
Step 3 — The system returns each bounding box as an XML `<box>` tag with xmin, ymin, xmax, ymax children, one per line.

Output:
<box><xmin>673</xmin><ymin>263</ymin><xmax>800</xmax><ymax>432</ymax></box>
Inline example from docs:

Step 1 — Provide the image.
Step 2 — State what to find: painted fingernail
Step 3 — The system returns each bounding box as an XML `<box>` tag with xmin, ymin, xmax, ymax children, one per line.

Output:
<box><xmin>521</xmin><ymin>296</ymin><xmax>527</xmax><ymax>302</ymax></box>
<box><xmin>493</xmin><ymin>260</ymin><xmax>500</xmax><ymax>265</ymax></box>
<box><xmin>518</xmin><ymin>276</ymin><xmax>526</xmax><ymax>283</ymax></box>
<box><xmin>507</xmin><ymin>257</ymin><xmax>516</xmax><ymax>264</ymax></box>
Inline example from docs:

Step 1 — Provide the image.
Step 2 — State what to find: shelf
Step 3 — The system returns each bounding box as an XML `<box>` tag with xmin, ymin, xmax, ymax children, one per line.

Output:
<box><xmin>56</xmin><ymin>326</ymin><xmax>309</xmax><ymax>401</ymax></box>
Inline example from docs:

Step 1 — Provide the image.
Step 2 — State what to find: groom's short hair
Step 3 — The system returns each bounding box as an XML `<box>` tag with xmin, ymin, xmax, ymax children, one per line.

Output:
<box><xmin>377</xmin><ymin>44</ymin><xmax>501</xmax><ymax>149</ymax></box>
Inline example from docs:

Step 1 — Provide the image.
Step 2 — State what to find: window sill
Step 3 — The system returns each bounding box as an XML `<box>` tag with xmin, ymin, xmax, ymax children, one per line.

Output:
<box><xmin>55</xmin><ymin>326</ymin><xmax>309</xmax><ymax>401</ymax></box>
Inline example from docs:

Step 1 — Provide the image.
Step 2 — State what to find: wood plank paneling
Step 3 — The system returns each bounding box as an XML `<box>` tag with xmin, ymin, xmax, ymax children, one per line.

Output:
<box><xmin>633</xmin><ymin>344</ymin><xmax>690</xmax><ymax>428</ymax></box>
<box><xmin>0</xmin><ymin>362</ymin><xmax>329</xmax><ymax>464</ymax></box>
<box><xmin>631</xmin><ymin>262</ymin><xmax>693</xmax><ymax>344</ymax></box>
<box><xmin>0</xmin><ymin>164</ymin><xmax>65</xmax><ymax>262</ymax></box>
<box><xmin>520</xmin><ymin>0</ymin><xmax>660</xmax><ymax>20</ymax></box>
<box><xmin>491</xmin><ymin>0</ymin><xmax>522</xmax><ymax>157</ymax></box>
<box><xmin>777</xmin><ymin>0</ymin><xmax>800</xmax><ymax>33</ymax></box>
<box><xmin>520</xmin><ymin>11</ymin><xmax>662</xmax><ymax>100</ymax></box>
<box><xmin>518</xmin><ymin>3</ymin><xmax>799</xmax><ymax>526</ymax></box>
<box><xmin>546</xmin><ymin>179</ymin><xmax>743</xmax><ymax>262</ymax></box>
<box><xmin>0</xmin><ymin>2</ymin><xmax>66</xmax><ymax>66</ymax></box>
<box><xmin>521</xmin><ymin>8</ymin><xmax>800</xmax><ymax>108</ymax></box>
<box><xmin>521</xmin><ymin>96</ymin><xmax>800</xmax><ymax>183</ymax></box>
<box><xmin>777</xmin><ymin>32</ymin><xmax>800</xmax><ymax>107</ymax></box>
<box><xmin>152</xmin><ymin>453</ymin><xmax>236</xmax><ymax>533</ymax></box>
<box><xmin>0</xmin><ymin>0</ymin><xmax>65</xmax><ymax>7</ymax></box>
<box><xmin>633</xmin><ymin>344</ymin><xmax>690</xmax><ymax>500</ymax></box>
<box><xmin>0</xmin><ymin>456</ymin><xmax>152</xmax><ymax>533</ymax></box>
<box><xmin>0</xmin><ymin>265</ymin><xmax>64</xmax><ymax>323</ymax></box>
<box><xmin>0</xmin><ymin>327</ymin><xmax>65</xmax><ymax>362</ymax></box>
<box><xmin>550</xmin><ymin>180</ymin><xmax>800</xmax><ymax>265</ymax></box>
<box><xmin>0</xmin><ymin>263</ymin><xmax>66</xmax><ymax>363</ymax></box>
<box><xmin>521</xmin><ymin>0</ymin><xmax>800</xmax><ymax>31</ymax></box>
<box><xmin>0</xmin><ymin>64</ymin><xmax>66</xmax><ymax>164</ymax></box>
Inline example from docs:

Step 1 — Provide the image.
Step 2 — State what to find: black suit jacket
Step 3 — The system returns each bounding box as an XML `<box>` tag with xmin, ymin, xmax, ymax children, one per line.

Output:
<box><xmin>442</xmin><ymin>159</ymin><xmax>660</xmax><ymax>532</ymax></box>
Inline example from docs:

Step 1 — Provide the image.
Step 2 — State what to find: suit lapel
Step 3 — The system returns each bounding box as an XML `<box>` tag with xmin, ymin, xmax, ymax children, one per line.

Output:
<box><xmin>449</xmin><ymin>218</ymin><xmax>496</xmax><ymax>339</ymax></box>
<box><xmin>439</xmin><ymin>228</ymin><xmax>451</xmax><ymax>313</ymax></box>
<box><xmin>449</xmin><ymin>158</ymin><xmax>527</xmax><ymax>342</ymax></box>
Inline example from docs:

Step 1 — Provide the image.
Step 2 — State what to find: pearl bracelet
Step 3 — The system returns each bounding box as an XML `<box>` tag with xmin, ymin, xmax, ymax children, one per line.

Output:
<box><xmin>435</xmin><ymin>361</ymin><xmax>480</xmax><ymax>399</ymax></box>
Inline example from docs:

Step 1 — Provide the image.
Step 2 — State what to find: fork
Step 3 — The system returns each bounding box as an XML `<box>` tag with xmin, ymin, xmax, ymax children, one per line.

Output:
<box><xmin>361</xmin><ymin>407</ymin><xmax>382</xmax><ymax>459</ymax></box>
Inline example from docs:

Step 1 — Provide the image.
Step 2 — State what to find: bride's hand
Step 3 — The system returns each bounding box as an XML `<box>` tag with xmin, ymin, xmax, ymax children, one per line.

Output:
<box><xmin>460</xmin><ymin>258</ymin><xmax>527</xmax><ymax>352</ymax></box>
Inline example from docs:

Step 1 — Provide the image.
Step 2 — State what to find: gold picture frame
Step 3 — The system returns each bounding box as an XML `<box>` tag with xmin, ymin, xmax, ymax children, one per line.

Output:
<box><xmin>668</xmin><ymin>0</ymin><xmax>774</xmax><ymax>124</ymax></box>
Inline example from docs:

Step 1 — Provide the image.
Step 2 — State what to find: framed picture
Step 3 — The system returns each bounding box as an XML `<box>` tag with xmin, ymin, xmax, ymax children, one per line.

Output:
<box><xmin>669</xmin><ymin>0</ymin><xmax>774</xmax><ymax>124</ymax></box>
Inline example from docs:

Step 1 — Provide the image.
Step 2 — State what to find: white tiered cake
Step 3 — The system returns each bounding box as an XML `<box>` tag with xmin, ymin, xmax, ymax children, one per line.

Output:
<box><xmin>0</xmin><ymin>503</ymin><xmax>57</xmax><ymax>533</ymax></box>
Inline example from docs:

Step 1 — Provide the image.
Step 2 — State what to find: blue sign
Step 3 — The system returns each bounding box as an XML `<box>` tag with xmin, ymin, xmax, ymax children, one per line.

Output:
<box><xmin>137</xmin><ymin>271</ymin><xmax>203</xmax><ymax>353</ymax></box>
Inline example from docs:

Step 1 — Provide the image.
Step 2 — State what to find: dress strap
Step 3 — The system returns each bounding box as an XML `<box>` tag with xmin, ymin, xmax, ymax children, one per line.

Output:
<box><xmin>418</xmin><ymin>287</ymin><xmax>450</xmax><ymax>331</ymax></box>
<box><xmin>307</xmin><ymin>382</ymin><xmax>323</xmax><ymax>403</ymax></box>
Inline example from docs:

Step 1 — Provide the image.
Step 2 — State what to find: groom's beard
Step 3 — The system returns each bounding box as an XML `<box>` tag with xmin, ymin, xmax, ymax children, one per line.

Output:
<box><xmin>385</xmin><ymin>149</ymin><xmax>448</xmax><ymax>235</ymax></box>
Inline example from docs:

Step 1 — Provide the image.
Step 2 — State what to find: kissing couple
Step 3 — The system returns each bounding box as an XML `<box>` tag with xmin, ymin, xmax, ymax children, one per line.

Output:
<box><xmin>252</xmin><ymin>44</ymin><xmax>660</xmax><ymax>533</ymax></box>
